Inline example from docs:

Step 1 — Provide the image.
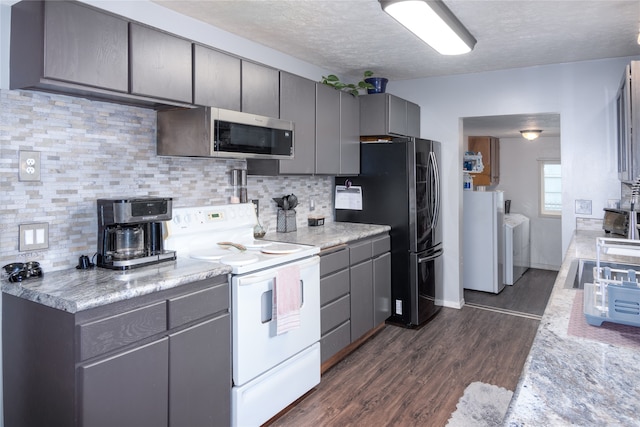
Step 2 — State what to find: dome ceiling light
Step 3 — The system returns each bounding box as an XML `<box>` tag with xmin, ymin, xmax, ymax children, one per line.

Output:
<box><xmin>520</xmin><ymin>130</ymin><xmax>543</xmax><ymax>141</ymax></box>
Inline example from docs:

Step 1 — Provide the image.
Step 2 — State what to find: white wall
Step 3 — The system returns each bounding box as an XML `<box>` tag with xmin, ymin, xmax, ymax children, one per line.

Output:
<box><xmin>388</xmin><ymin>57</ymin><xmax>640</xmax><ymax>307</ymax></box>
<box><xmin>496</xmin><ymin>136</ymin><xmax>562</xmax><ymax>270</ymax></box>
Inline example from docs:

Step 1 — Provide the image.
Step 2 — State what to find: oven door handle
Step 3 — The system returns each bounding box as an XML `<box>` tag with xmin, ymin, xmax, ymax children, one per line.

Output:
<box><xmin>238</xmin><ymin>255</ymin><xmax>319</xmax><ymax>286</ymax></box>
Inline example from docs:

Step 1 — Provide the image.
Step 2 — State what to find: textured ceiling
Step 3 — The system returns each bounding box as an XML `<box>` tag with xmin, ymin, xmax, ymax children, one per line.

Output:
<box><xmin>152</xmin><ymin>0</ymin><xmax>638</xmax><ymax>138</ymax></box>
<box><xmin>154</xmin><ymin>0</ymin><xmax>640</xmax><ymax>82</ymax></box>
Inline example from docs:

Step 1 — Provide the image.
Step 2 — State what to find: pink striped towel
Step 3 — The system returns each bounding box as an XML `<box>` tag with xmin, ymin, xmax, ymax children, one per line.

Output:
<box><xmin>274</xmin><ymin>265</ymin><xmax>301</xmax><ymax>335</ymax></box>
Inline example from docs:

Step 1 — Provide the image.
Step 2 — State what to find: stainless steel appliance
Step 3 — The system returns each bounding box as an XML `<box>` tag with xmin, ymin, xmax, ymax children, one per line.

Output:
<box><xmin>335</xmin><ymin>137</ymin><xmax>442</xmax><ymax>327</ymax></box>
<box><xmin>96</xmin><ymin>197</ymin><xmax>176</xmax><ymax>269</ymax></box>
<box><xmin>603</xmin><ymin>208</ymin><xmax>630</xmax><ymax>236</ymax></box>
<box><xmin>157</xmin><ymin>107</ymin><xmax>294</xmax><ymax>160</ymax></box>
<box><xmin>163</xmin><ymin>203</ymin><xmax>320</xmax><ymax>427</ymax></box>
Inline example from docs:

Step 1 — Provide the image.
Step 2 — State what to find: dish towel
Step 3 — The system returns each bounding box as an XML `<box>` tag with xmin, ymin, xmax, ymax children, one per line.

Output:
<box><xmin>274</xmin><ymin>265</ymin><xmax>301</xmax><ymax>335</ymax></box>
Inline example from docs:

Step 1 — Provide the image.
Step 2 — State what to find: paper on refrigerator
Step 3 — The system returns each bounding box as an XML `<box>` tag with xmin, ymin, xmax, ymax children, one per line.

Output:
<box><xmin>335</xmin><ymin>185</ymin><xmax>363</xmax><ymax>210</ymax></box>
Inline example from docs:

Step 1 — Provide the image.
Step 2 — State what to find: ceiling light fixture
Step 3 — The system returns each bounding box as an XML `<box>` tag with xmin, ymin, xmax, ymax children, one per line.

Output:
<box><xmin>379</xmin><ymin>0</ymin><xmax>477</xmax><ymax>55</ymax></box>
<box><xmin>520</xmin><ymin>130</ymin><xmax>542</xmax><ymax>141</ymax></box>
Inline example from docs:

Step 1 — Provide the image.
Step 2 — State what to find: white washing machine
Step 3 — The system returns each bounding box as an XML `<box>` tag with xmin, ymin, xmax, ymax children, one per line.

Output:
<box><xmin>504</xmin><ymin>214</ymin><xmax>530</xmax><ymax>285</ymax></box>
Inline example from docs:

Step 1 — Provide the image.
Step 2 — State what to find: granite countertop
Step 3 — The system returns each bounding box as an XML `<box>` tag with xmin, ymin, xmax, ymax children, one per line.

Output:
<box><xmin>1</xmin><ymin>222</ymin><xmax>389</xmax><ymax>314</ymax></box>
<box><xmin>263</xmin><ymin>221</ymin><xmax>391</xmax><ymax>250</ymax></box>
<box><xmin>1</xmin><ymin>258</ymin><xmax>231</xmax><ymax>313</ymax></box>
<box><xmin>504</xmin><ymin>230</ymin><xmax>640</xmax><ymax>425</ymax></box>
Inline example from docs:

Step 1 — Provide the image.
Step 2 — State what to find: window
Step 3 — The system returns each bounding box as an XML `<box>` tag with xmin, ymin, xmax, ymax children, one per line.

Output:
<box><xmin>540</xmin><ymin>160</ymin><xmax>561</xmax><ymax>216</ymax></box>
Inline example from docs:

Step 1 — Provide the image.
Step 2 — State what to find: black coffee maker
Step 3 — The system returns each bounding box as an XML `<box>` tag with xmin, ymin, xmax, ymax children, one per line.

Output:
<box><xmin>97</xmin><ymin>197</ymin><xmax>176</xmax><ymax>270</ymax></box>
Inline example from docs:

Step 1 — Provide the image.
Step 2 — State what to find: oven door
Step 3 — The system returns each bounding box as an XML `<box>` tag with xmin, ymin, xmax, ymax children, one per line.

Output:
<box><xmin>231</xmin><ymin>256</ymin><xmax>320</xmax><ymax>386</ymax></box>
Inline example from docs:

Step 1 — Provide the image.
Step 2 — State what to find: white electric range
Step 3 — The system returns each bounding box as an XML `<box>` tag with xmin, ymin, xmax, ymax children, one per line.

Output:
<box><xmin>164</xmin><ymin>203</ymin><xmax>321</xmax><ymax>427</ymax></box>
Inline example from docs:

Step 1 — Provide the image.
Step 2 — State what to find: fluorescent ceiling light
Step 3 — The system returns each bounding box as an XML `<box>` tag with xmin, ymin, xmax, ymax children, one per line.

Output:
<box><xmin>520</xmin><ymin>130</ymin><xmax>542</xmax><ymax>141</ymax></box>
<box><xmin>380</xmin><ymin>0</ymin><xmax>476</xmax><ymax>55</ymax></box>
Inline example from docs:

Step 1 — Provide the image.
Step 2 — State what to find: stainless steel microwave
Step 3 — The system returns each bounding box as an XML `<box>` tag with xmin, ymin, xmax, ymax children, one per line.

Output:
<box><xmin>157</xmin><ymin>107</ymin><xmax>294</xmax><ymax>160</ymax></box>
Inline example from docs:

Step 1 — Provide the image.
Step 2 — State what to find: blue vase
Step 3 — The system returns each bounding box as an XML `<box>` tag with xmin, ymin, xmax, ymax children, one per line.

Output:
<box><xmin>365</xmin><ymin>77</ymin><xmax>388</xmax><ymax>94</ymax></box>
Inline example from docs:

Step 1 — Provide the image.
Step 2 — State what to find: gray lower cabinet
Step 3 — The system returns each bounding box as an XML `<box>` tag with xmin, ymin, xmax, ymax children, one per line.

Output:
<box><xmin>241</xmin><ymin>60</ymin><xmax>280</xmax><ymax>118</ymax></box>
<box><xmin>10</xmin><ymin>0</ymin><xmax>128</xmax><ymax>92</ymax></box>
<box><xmin>373</xmin><ymin>252</ymin><xmax>392</xmax><ymax>325</ymax></box>
<box><xmin>193</xmin><ymin>44</ymin><xmax>241</xmax><ymax>110</ymax></box>
<box><xmin>2</xmin><ymin>276</ymin><xmax>230</xmax><ymax>427</ymax></box>
<box><xmin>319</xmin><ymin>233</ymin><xmax>391</xmax><ymax>364</ymax></box>
<box><xmin>360</xmin><ymin>93</ymin><xmax>421</xmax><ymax>138</ymax></box>
<box><xmin>129</xmin><ymin>23</ymin><xmax>193</xmax><ymax>103</ymax></box>
<box><xmin>319</xmin><ymin>246</ymin><xmax>351</xmax><ymax>363</ymax></box>
<box><xmin>79</xmin><ymin>338</ymin><xmax>170</xmax><ymax>427</ymax></box>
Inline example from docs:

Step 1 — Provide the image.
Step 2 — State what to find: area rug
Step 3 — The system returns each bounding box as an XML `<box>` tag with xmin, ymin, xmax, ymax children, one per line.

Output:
<box><xmin>446</xmin><ymin>382</ymin><xmax>513</xmax><ymax>427</ymax></box>
<box><xmin>567</xmin><ymin>290</ymin><xmax>640</xmax><ymax>350</ymax></box>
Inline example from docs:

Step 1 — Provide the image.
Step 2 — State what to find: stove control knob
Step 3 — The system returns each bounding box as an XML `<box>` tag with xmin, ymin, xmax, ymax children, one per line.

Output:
<box><xmin>173</xmin><ymin>214</ymin><xmax>181</xmax><ymax>224</ymax></box>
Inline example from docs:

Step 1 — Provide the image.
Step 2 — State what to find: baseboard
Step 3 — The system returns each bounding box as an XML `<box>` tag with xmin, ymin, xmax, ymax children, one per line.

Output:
<box><xmin>436</xmin><ymin>298</ymin><xmax>463</xmax><ymax>309</ymax></box>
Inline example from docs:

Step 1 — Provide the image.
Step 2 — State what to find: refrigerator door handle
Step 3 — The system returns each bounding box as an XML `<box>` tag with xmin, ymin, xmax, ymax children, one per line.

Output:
<box><xmin>429</xmin><ymin>150</ymin><xmax>441</xmax><ymax>231</ymax></box>
<box><xmin>418</xmin><ymin>250</ymin><xmax>442</xmax><ymax>263</ymax></box>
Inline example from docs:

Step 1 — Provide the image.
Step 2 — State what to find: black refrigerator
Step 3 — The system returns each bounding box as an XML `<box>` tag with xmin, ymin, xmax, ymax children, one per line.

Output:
<box><xmin>335</xmin><ymin>137</ymin><xmax>442</xmax><ymax>328</ymax></box>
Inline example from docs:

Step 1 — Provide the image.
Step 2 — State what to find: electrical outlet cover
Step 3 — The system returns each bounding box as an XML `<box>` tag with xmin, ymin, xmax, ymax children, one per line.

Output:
<box><xmin>19</xmin><ymin>150</ymin><xmax>41</xmax><ymax>182</ymax></box>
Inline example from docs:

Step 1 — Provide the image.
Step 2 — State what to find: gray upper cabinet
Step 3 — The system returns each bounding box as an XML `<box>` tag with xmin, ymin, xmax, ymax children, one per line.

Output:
<box><xmin>129</xmin><ymin>23</ymin><xmax>193</xmax><ymax>103</ymax></box>
<box><xmin>277</xmin><ymin>72</ymin><xmax>317</xmax><ymax>174</ymax></box>
<box><xmin>315</xmin><ymin>83</ymin><xmax>341</xmax><ymax>174</ymax></box>
<box><xmin>340</xmin><ymin>92</ymin><xmax>360</xmax><ymax>175</ymax></box>
<box><xmin>10</xmin><ymin>0</ymin><xmax>128</xmax><ymax>93</ymax></box>
<box><xmin>241</xmin><ymin>61</ymin><xmax>280</xmax><ymax>118</ymax></box>
<box><xmin>193</xmin><ymin>44</ymin><xmax>241</xmax><ymax>110</ymax></box>
<box><xmin>360</xmin><ymin>93</ymin><xmax>421</xmax><ymax>138</ymax></box>
<box><xmin>315</xmin><ymin>85</ymin><xmax>360</xmax><ymax>175</ymax></box>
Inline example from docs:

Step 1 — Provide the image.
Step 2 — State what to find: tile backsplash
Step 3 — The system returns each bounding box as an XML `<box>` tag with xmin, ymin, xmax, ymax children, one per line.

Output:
<box><xmin>1</xmin><ymin>90</ymin><xmax>334</xmax><ymax>272</ymax></box>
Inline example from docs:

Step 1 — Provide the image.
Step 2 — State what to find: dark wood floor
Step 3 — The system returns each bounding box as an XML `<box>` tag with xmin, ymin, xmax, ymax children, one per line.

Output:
<box><xmin>271</xmin><ymin>306</ymin><xmax>540</xmax><ymax>427</ymax></box>
<box><xmin>269</xmin><ymin>268</ymin><xmax>558</xmax><ymax>426</ymax></box>
<box><xmin>464</xmin><ymin>268</ymin><xmax>558</xmax><ymax>317</ymax></box>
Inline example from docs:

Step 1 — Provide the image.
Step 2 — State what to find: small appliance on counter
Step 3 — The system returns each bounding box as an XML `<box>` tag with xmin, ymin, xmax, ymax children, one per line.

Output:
<box><xmin>603</xmin><ymin>208</ymin><xmax>631</xmax><ymax>237</ymax></box>
<box><xmin>96</xmin><ymin>197</ymin><xmax>176</xmax><ymax>270</ymax></box>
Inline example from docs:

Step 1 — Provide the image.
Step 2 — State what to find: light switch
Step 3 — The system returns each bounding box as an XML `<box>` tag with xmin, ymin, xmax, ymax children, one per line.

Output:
<box><xmin>19</xmin><ymin>223</ymin><xmax>49</xmax><ymax>251</ymax></box>
<box><xmin>19</xmin><ymin>150</ymin><xmax>41</xmax><ymax>182</ymax></box>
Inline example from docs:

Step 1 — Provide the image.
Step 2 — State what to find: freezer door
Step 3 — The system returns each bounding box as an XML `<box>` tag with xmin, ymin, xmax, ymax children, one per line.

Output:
<box><xmin>407</xmin><ymin>246</ymin><xmax>442</xmax><ymax>326</ymax></box>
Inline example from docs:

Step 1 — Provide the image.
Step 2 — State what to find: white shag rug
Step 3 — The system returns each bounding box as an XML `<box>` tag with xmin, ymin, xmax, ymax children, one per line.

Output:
<box><xmin>446</xmin><ymin>382</ymin><xmax>514</xmax><ymax>427</ymax></box>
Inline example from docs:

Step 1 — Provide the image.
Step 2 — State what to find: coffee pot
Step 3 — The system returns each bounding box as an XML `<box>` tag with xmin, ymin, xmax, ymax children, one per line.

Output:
<box><xmin>96</xmin><ymin>197</ymin><xmax>176</xmax><ymax>269</ymax></box>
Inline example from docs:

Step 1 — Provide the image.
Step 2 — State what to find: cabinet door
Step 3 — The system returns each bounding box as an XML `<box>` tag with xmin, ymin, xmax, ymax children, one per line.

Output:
<box><xmin>373</xmin><ymin>252</ymin><xmax>392</xmax><ymax>325</ymax></box>
<box><xmin>406</xmin><ymin>100</ymin><xmax>421</xmax><ymax>137</ymax></box>
<box><xmin>468</xmin><ymin>136</ymin><xmax>496</xmax><ymax>186</ymax></box>
<box><xmin>44</xmin><ymin>1</ymin><xmax>128</xmax><ymax>92</ymax></box>
<box><xmin>193</xmin><ymin>44</ymin><xmax>241</xmax><ymax>110</ymax></box>
<box><xmin>241</xmin><ymin>61</ymin><xmax>280</xmax><ymax>117</ymax></box>
<box><xmin>316</xmin><ymin>83</ymin><xmax>341</xmax><ymax>174</ymax></box>
<box><xmin>340</xmin><ymin>92</ymin><xmax>360</xmax><ymax>174</ymax></box>
<box><xmin>350</xmin><ymin>260</ymin><xmax>374</xmax><ymax>342</ymax></box>
<box><xmin>388</xmin><ymin>94</ymin><xmax>407</xmax><ymax>136</ymax></box>
<box><xmin>169</xmin><ymin>314</ymin><xmax>231</xmax><ymax>427</ymax></box>
<box><xmin>279</xmin><ymin>72</ymin><xmax>316</xmax><ymax>174</ymax></box>
<box><xmin>78</xmin><ymin>338</ymin><xmax>169</xmax><ymax>427</ymax></box>
<box><xmin>490</xmin><ymin>137</ymin><xmax>500</xmax><ymax>185</ymax></box>
<box><xmin>130</xmin><ymin>23</ymin><xmax>193</xmax><ymax>103</ymax></box>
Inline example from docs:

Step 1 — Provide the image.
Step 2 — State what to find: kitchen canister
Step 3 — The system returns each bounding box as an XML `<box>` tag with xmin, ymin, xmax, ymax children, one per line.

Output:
<box><xmin>276</xmin><ymin>209</ymin><xmax>297</xmax><ymax>233</ymax></box>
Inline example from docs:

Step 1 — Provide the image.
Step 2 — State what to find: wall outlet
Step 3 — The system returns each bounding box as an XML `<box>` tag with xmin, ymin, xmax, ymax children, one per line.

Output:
<box><xmin>19</xmin><ymin>150</ymin><xmax>41</xmax><ymax>182</ymax></box>
<box><xmin>19</xmin><ymin>223</ymin><xmax>49</xmax><ymax>251</ymax></box>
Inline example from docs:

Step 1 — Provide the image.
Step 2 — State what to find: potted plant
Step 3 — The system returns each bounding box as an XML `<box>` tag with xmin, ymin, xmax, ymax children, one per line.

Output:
<box><xmin>321</xmin><ymin>70</ymin><xmax>381</xmax><ymax>96</ymax></box>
